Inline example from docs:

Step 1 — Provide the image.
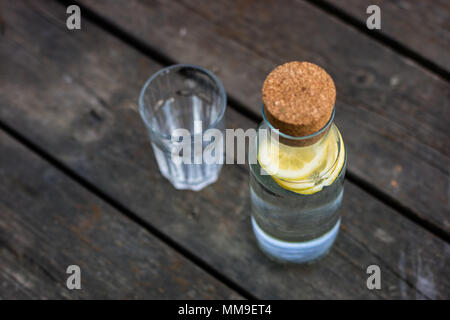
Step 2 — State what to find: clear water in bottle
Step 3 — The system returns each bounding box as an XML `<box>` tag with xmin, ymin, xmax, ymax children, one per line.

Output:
<box><xmin>249</xmin><ymin>121</ymin><xmax>346</xmax><ymax>263</ymax></box>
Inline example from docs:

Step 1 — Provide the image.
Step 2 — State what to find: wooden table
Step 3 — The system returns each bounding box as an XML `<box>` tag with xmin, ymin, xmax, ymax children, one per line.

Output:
<box><xmin>0</xmin><ymin>0</ymin><xmax>449</xmax><ymax>299</ymax></box>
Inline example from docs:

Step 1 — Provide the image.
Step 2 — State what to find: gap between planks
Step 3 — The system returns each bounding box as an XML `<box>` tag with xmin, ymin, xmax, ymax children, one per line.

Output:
<box><xmin>56</xmin><ymin>0</ymin><xmax>450</xmax><ymax>244</ymax></box>
<box><xmin>302</xmin><ymin>0</ymin><xmax>450</xmax><ymax>83</ymax></box>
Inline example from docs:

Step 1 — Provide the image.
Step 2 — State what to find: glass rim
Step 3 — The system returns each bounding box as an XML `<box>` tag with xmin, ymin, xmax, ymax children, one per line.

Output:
<box><xmin>262</xmin><ymin>104</ymin><xmax>335</xmax><ymax>141</ymax></box>
<box><xmin>139</xmin><ymin>64</ymin><xmax>227</xmax><ymax>140</ymax></box>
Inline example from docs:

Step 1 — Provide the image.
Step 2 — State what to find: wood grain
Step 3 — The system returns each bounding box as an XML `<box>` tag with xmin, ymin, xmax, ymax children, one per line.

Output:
<box><xmin>78</xmin><ymin>0</ymin><xmax>450</xmax><ymax>234</ymax></box>
<box><xmin>326</xmin><ymin>0</ymin><xmax>450</xmax><ymax>73</ymax></box>
<box><xmin>0</xmin><ymin>132</ymin><xmax>241</xmax><ymax>299</ymax></box>
<box><xmin>0</xmin><ymin>0</ymin><xmax>448</xmax><ymax>299</ymax></box>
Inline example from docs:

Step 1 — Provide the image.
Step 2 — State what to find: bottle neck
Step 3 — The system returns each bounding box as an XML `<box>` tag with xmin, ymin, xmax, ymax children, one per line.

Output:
<box><xmin>262</xmin><ymin>105</ymin><xmax>335</xmax><ymax>147</ymax></box>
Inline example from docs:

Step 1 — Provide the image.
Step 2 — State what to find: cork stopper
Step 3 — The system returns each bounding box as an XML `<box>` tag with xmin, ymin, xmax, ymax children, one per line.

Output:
<box><xmin>262</xmin><ymin>62</ymin><xmax>336</xmax><ymax>145</ymax></box>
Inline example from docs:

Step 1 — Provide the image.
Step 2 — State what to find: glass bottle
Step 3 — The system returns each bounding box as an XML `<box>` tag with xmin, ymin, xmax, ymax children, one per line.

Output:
<box><xmin>249</xmin><ymin>62</ymin><xmax>346</xmax><ymax>263</ymax></box>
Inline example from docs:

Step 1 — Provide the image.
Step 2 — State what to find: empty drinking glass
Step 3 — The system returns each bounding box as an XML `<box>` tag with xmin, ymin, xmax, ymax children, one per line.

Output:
<box><xmin>139</xmin><ymin>64</ymin><xmax>226</xmax><ymax>191</ymax></box>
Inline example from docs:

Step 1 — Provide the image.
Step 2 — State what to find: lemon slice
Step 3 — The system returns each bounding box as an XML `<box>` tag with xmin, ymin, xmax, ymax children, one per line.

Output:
<box><xmin>318</xmin><ymin>129</ymin><xmax>345</xmax><ymax>187</ymax></box>
<box><xmin>287</xmin><ymin>139</ymin><xmax>344</xmax><ymax>194</ymax></box>
<box><xmin>258</xmin><ymin>133</ymin><xmax>330</xmax><ymax>181</ymax></box>
<box><xmin>258</xmin><ymin>126</ymin><xmax>345</xmax><ymax>195</ymax></box>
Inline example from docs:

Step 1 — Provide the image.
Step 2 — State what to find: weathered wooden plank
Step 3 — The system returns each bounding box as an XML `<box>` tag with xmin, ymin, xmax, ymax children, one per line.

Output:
<box><xmin>0</xmin><ymin>0</ymin><xmax>449</xmax><ymax>299</ymax></box>
<box><xmin>0</xmin><ymin>132</ymin><xmax>241</xmax><ymax>299</ymax></box>
<box><xmin>78</xmin><ymin>0</ymin><xmax>450</xmax><ymax>234</ymax></box>
<box><xmin>325</xmin><ymin>0</ymin><xmax>450</xmax><ymax>73</ymax></box>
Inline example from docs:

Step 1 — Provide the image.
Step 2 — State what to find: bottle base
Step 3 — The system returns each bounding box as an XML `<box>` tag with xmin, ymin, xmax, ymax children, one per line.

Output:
<box><xmin>251</xmin><ymin>217</ymin><xmax>340</xmax><ymax>264</ymax></box>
